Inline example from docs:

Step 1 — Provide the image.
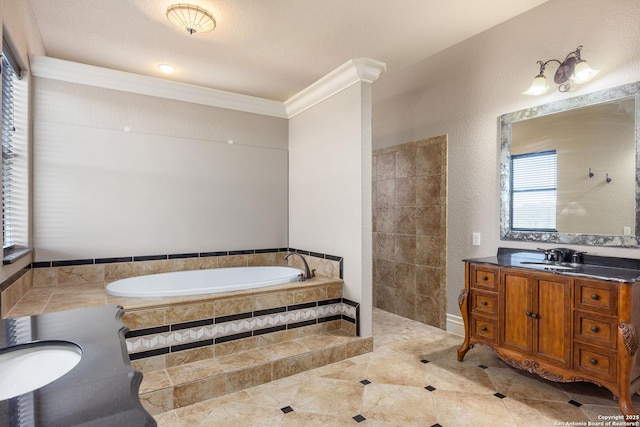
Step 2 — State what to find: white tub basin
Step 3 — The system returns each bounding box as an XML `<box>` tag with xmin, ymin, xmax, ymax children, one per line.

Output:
<box><xmin>0</xmin><ymin>342</ymin><xmax>82</xmax><ymax>400</ymax></box>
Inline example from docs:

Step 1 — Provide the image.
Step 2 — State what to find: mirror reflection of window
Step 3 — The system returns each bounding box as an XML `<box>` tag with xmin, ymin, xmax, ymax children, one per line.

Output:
<box><xmin>510</xmin><ymin>98</ymin><xmax>635</xmax><ymax>236</ymax></box>
<box><xmin>511</xmin><ymin>150</ymin><xmax>557</xmax><ymax>231</ymax></box>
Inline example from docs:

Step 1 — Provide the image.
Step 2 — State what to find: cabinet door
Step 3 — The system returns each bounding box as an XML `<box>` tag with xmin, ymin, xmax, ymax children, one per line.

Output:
<box><xmin>499</xmin><ymin>270</ymin><xmax>532</xmax><ymax>353</ymax></box>
<box><xmin>532</xmin><ymin>275</ymin><xmax>572</xmax><ymax>368</ymax></box>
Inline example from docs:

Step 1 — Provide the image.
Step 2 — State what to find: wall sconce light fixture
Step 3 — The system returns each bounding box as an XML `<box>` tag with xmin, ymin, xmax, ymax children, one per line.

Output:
<box><xmin>166</xmin><ymin>3</ymin><xmax>216</xmax><ymax>35</ymax></box>
<box><xmin>522</xmin><ymin>46</ymin><xmax>599</xmax><ymax>95</ymax></box>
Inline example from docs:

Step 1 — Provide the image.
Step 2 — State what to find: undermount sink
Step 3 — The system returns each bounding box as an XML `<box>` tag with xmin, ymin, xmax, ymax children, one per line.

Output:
<box><xmin>0</xmin><ymin>341</ymin><xmax>82</xmax><ymax>401</ymax></box>
<box><xmin>519</xmin><ymin>261</ymin><xmax>576</xmax><ymax>270</ymax></box>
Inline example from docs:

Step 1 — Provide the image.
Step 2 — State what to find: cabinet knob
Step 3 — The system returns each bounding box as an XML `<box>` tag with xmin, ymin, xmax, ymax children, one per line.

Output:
<box><xmin>590</xmin><ymin>326</ymin><xmax>599</xmax><ymax>333</ymax></box>
<box><xmin>482</xmin><ymin>276</ymin><xmax>488</xmax><ymax>281</ymax></box>
<box><xmin>481</xmin><ymin>301</ymin><xmax>488</xmax><ymax>306</ymax></box>
<box><xmin>481</xmin><ymin>326</ymin><xmax>487</xmax><ymax>332</ymax></box>
<box><xmin>591</xmin><ymin>294</ymin><xmax>599</xmax><ymax>300</ymax></box>
<box><xmin>525</xmin><ymin>311</ymin><xmax>531</xmax><ymax>317</ymax></box>
<box><xmin>589</xmin><ymin>358</ymin><xmax>598</xmax><ymax>365</ymax></box>
<box><xmin>531</xmin><ymin>313</ymin><xmax>538</xmax><ymax>319</ymax></box>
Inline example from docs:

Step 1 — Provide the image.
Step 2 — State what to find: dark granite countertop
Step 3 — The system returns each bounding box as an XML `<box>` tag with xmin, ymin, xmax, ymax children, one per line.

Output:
<box><xmin>0</xmin><ymin>305</ymin><xmax>156</xmax><ymax>427</ymax></box>
<box><xmin>464</xmin><ymin>248</ymin><xmax>640</xmax><ymax>284</ymax></box>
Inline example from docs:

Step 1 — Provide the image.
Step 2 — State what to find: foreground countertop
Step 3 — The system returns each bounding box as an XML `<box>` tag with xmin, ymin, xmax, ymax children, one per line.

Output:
<box><xmin>465</xmin><ymin>248</ymin><xmax>640</xmax><ymax>284</ymax></box>
<box><xmin>0</xmin><ymin>305</ymin><xmax>155</xmax><ymax>427</ymax></box>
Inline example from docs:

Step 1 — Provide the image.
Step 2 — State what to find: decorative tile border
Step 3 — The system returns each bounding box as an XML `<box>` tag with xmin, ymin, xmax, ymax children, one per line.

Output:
<box><xmin>126</xmin><ymin>298</ymin><xmax>359</xmax><ymax>360</ymax></box>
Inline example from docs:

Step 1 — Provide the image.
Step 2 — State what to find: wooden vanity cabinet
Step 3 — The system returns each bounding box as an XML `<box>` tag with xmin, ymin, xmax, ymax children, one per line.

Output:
<box><xmin>500</xmin><ymin>268</ymin><xmax>572</xmax><ymax>368</ymax></box>
<box><xmin>458</xmin><ymin>262</ymin><xmax>640</xmax><ymax>416</ymax></box>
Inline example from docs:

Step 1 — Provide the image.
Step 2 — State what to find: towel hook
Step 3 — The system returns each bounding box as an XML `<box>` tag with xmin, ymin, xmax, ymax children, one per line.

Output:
<box><xmin>588</xmin><ymin>168</ymin><xmax>594</xmax><ymax>178</ymax></box>
<box><xmin>606</xmin><ymin>173</ymin><xmax>612</xmax><ymax>183</ymax></box>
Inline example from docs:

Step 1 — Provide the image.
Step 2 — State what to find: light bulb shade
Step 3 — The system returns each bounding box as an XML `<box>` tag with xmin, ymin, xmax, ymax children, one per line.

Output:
<box><xmin>522</xmin><ymin>75</ymin><xmax>549</xmax><ymax>95</ymax></box>
<box><xmin>572</xmin><ymin>60</ymin><xmax>599</xmax><ymax>84</ymax></box>
<box><xmin>167</xmin><ymin>4</ymin><xmax>216</xmax><ymax>34</ymax></box>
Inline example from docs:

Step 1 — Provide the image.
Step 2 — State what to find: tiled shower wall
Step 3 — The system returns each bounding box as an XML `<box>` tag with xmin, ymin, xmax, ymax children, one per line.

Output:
<box><xmin>372</xmin><ymin>135</ymin><xmax>447</xmax><ymax>329</ymax></box>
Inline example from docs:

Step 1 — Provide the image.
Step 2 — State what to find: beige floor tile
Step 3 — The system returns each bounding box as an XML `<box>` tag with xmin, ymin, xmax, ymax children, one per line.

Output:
<box><xmin>361</xmin><ymin>383</ymin><xmax>437</xmax><ymax>425</ymax></box>
<box><xmin>487</xmin><ymin>365</ymin><xmax>572</xmax><ymax>402</ymax></box>
<box><xmin>425</xmin><ymin>358</ymin><xmax>497</xmax><ymax>394</ymax></box>
<box><xmin>432</xmin><ymin>390</ymin><xmax>517</xmax><ymax>427</ymax></box>
<box><xmin>503</xmin><ymin>397</ymin><xmax>589</xmax><ymax>426</ymax></box>
<box><xmin>365</xmin><ymin>354</ymin><xmax>430</xmax><ymax>387</ymax></box>
<box><xmin>145</xmin><ymin>307</ymin><xmax>636</xmax><ymax>425</ymax></box>
<box><xmin>198</xmin><ymin>403</ymin><xmax>284</xmax><ymax>427</ymax></box>
<box><xmin>289</xmin><ymin>377</ymin><xmax>364</xmax><ymax>417</ymax></box>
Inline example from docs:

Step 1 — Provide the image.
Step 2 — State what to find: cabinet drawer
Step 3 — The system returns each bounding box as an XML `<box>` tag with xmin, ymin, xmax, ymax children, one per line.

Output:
<box><xmin>574</xmin><ymin>312</ymin><xmax>617</xmax><ymax>348</ymax></box>
<box><xmin>470</xmin><ymin>290</ymin><xmax>497</xmax><ymax>317</ymax></box>
<box><xmin>573</xmin><ymin>343</ymin><xmax>617</xmax><ymax>382</ymax></box>
<box><xmin>575</xmin><ymin>279</ymin><xmax>618</xmax><ymax>316</ymax></box>
<box><xmin>470</xmin><ymin>265</ymin><xmax>498</xmax><ymax>291</ymax></box>
<box><xmin>470</xmin><ymin>316</ymin><xmax>497</xmax><ymax>343</ymax></box>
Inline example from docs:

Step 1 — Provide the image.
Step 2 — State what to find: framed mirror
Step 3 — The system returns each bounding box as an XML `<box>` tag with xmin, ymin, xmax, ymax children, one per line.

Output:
<box><xmin>500</xmin><ymin>81</ymin><xmax>640</xmax><ymax>247</ymax></box>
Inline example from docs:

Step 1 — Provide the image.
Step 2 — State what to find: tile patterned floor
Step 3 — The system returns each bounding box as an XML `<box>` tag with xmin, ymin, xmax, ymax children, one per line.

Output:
<box><xmin>154</xmin><ymin>308</ymin><xmax>636</xmax><ymax>426</ymax></box>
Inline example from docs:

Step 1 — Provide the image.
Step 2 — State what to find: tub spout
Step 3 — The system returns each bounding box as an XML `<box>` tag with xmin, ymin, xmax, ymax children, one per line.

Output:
<box><xmin>284</xmin><ymin>252</ymin><xmax>314</xmax><ymax>281</ymax></box>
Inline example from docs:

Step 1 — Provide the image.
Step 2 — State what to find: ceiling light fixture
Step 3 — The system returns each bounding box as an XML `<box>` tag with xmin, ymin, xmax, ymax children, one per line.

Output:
<box><xmin>166</xmin><ymin>3</ymin><xmax>216</xmax><ymax>35</ymax></box>
<box><xmin>522</xmin><ymin>46</ymin><xmax>599</xmax><ymax>95</ymax></box>
<box><xmin>157</xmin><ymin>64</ymin><xmax>176</xmax><ymax>74</ymax></box>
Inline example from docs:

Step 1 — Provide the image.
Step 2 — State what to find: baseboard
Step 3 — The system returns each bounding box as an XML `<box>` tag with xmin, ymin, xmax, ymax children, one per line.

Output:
<box><xmin>446</xmin><ymin>313</ymin><xmax>465</xmax><ymax>337</ymax></box>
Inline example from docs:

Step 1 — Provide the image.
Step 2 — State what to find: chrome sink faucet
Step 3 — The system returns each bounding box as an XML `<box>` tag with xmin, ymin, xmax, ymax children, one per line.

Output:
<box><xmin>284</xmin><ymin>252</ymin><xmax>315</xmax><ymax>281</ymax></box>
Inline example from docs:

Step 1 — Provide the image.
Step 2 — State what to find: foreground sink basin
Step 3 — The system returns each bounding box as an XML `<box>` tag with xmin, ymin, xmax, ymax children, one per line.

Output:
<box><xmin>0</xmin><ymin>341</ymin><xmax>82</xmax><ymax>401</ymax></box>
<box><xmin>519</xmin><ymin>261</ymin><xmax>576</xmax><ymax>270</ymax></box>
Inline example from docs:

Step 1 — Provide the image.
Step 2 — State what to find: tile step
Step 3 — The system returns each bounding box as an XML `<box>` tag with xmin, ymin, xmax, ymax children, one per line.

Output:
<box><xmin>138</xmin><ymin>330</ymin><xmax>373</xmax><ymax>416</ymax></box>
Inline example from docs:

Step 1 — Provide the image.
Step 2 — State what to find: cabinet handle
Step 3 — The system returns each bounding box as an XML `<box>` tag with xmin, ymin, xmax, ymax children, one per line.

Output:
<box><xmin>481</xmin><ymin>301</ymin><xmax>488</xmax><ymax>306</ymax></box>
<box><xmin>590</xmin><ymin>326</ymin><xmax>599</xmax><ymax>333</ymax></box>
<box><xmin>481</xmin><ymin>326</ymin><xmax>487</xmax><ymax>331</ymax></box>
<box><xmin>591</xmin><ymin>294</ymin><xmax>599</xmax><ymax>300</ymax></box>
<box><xmin>589</xmin><ymin>358</ymin><xmax>598</xmax><ymax>365</ymax></box>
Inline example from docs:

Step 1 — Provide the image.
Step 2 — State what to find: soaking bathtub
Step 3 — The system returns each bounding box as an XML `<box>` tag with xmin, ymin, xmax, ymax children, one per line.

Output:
<box><xmin>105</xmin><ymin>266</ymin><xmax>304</xmax><ymax>297</ymax></box>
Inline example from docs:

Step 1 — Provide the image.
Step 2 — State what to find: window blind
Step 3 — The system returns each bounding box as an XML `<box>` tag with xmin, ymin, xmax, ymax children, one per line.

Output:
<box><xmin>2</xmin><ymin>39</ymin><xmax>20</xmax><ymax>248</ymax></box>
<box><xmin>511</xmin><ymin>150</ymin><xmax>557</xmax><ymax>231</ymax></box>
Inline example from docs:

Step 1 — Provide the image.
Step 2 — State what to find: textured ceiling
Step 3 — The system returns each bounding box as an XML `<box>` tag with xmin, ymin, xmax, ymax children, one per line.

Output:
<box><xmin>26</xmin><ymin>0</ymin><xmax>548</xmax><ymax>101</ymax></box>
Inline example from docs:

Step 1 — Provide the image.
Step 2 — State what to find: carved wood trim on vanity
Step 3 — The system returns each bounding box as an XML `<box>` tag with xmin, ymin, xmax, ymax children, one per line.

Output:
<box><xmin>495</xmin><ymin>351</ymin><xmax>590</xmax><ymax>384</ymax></box>
<box><xmin>458</xmin><ymin>289</ymin><xmax>468</xmax><ymax>308</ymax></box>
<box><xmin>458</xmin><ymin>262</ymin><xmax>640</xmax><ymax>416</ymax></box>
<box><xmin>620</xmin><ymin>322</ymin><xmax>639</xmax><ymax>356</ymax></box>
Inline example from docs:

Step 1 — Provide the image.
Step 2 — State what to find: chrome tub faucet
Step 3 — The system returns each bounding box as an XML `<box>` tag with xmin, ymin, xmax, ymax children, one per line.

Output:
<box><xmin>284</xmin><ymin>252</ymin><xmax>315</xmax><ymax>281</ymax></box>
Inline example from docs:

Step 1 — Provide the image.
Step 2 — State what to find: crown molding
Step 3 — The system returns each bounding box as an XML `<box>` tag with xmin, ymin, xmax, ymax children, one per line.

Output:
<box><xmin>29</xmin><ymin>55</ymin><xmax>288</xmax><ymax>118</ymax></box>
<box><xmin>284</xmin><ymin>58</ymin><xmax>387</xmax><ymax>118</ymax></box>
<box><xmin>28</xmin><ymin>55</ymin><xmax>386</xmax><ymax>120</ymax></box>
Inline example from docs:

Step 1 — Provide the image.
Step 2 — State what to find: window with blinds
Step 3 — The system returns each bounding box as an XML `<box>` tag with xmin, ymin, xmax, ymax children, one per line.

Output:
<box><xmin>511</xmin><ymin>150</ymin><xmax>557</xmax><ymax>231</ymax></box>
<box><xmin>2</xmin><ymin>40</ymin><xmax>20</xmax><ymax>248</ymax></box>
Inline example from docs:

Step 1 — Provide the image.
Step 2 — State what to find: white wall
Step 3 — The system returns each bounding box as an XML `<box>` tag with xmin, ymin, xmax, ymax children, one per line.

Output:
<box><xmin>372</xmin><ymin>0</ymin><xmax>640</xmax><ymax>319</ymax></box>
<box><xmin>289</xmin><ymin>83</ymin><xmax>374</xmax><ymax>336</ymax></box>
<box><xmin>33</xmin><ymin>78</ymin><xmax>289</xmax><ymax>261</ymax></box>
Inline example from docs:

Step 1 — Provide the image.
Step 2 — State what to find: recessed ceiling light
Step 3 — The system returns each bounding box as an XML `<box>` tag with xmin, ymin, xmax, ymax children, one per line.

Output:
<box><xmin>157</xmin><ymin>64</ymin><xmax>176</xmax><ymax>74</ymax></box>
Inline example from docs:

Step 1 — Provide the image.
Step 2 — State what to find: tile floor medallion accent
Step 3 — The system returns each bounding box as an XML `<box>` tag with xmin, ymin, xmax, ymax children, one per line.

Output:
<box><xmin>154</xmin><ymin>308</ymin><xmax>639</xmax><ymax>426</ymax></box>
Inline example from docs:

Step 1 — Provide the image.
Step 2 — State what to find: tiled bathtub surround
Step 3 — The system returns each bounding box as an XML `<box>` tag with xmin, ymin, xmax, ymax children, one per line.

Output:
<box><xmin>126</xmin><ymin>298</ymin><xmax>359</xmax><ymax>360</ymax></box>
<box><xmin>0</xmin><ymin>268</ymin><xmax>33</xmax><ymax>318</ymax></box>
<box><xmin>372</xmin><ymin>135</ymin><xmax>448</xmax><ymax>328</ymax></box>
<box><xmin>1</xmin><ymin>247</ymin><xmax>342</xmax><ymax>317</ymax></box>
